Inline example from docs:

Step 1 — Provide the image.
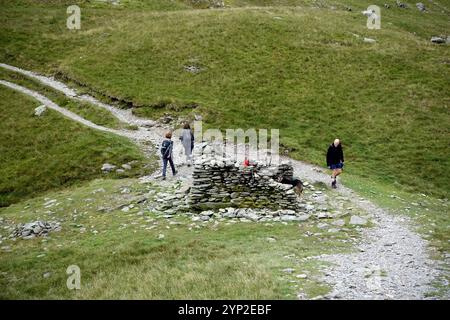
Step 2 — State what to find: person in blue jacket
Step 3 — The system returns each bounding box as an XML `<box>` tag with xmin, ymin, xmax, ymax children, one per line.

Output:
<box><xmin>161</xmin><ymin>131</ymin><xmax>177</xmax><ymax>180</ymax></box>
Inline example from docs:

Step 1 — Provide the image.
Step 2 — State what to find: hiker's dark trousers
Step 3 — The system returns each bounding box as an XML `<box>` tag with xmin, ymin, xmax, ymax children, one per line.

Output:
<box><xmin>162</xmin><ymin>158</ymin><xmax>175</xmax><ymax>177</ymax></box>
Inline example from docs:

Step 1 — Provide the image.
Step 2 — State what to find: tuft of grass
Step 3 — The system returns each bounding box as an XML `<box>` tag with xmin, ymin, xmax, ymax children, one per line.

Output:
<box><xmin>0</xmin><ymin>86</ymin><xmax>155</xmax><ymax>207</ymax></box>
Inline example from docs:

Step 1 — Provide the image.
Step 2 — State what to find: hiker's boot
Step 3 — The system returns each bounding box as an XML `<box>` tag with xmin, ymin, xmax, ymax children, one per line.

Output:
<box><xmin>162</xmin><ymin>176</ymin><xmax>166</xmax><ymax>181</ymax></box>
<box><xmin>331</xmin><ymin>179</ymin><xmax>337</xmax><ymax>189</ymax></box>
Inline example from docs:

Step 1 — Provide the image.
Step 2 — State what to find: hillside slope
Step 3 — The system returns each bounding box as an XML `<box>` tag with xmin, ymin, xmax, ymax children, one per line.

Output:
<box><xmin>0</xmin><ymin>0</ymin><xmax>449</xmax><ymax>198</ymax></box>
<box><xmin>0</xmin><ymin>85</ymin><xmax>152</xmax><ymax>206</ymax></box>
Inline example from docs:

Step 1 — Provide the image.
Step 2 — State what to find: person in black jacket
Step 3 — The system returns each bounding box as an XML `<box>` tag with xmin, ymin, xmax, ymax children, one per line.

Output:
<box><xmin>326</xmin><ymin>138</ymin><xmax>344</xmax><ymax>189</ymax></box>
<box><xmin>160</xmin><ymin>131</ymin><xmax>176</xmax><ymax>180</ymax></box>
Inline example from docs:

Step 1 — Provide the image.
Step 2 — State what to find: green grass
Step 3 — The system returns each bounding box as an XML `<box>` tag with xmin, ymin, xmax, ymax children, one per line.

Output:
<box><xmin>0</xmin><ymin>178</ymin><xmax>358</xmax><ymax>299</ymax></box>
<box><xmin>0</xmin><ymin>85</ymin><xmax>155</xmax><ymax>207</ymax></box>
<box><xmin>0</xmin><ymin>0</ymin><xmax>448</xmax><ymax>199</ymax></box>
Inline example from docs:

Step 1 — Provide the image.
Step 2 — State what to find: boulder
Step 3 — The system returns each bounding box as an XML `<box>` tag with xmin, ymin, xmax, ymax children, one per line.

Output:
<box><xmin>101</xmin><ymin>163</ymin><xmax>116</xmax><ymax>172</ymax></box>
<box><xmin>431</xmin><ymin>36</ymin><xmax>446</xmax><ymax>44</ymax></box>
<box><xmin>34</xmin><ymin>105</ymin><xmax>47</xmax><ymax>117</ymax></box>
<box><xmin>416</xmin><ymin>2</ymin><xmax>426</xmax><ymax>11</ymax></box>
<box><xmin>121</xmin><ymin>164</ymin><xmax>132</xmax><ymax>170</ymax></box>
<box><xmin>349</xmin><ymin>216</ymin><xmax>368</xmax><ymax>225</ymax></box>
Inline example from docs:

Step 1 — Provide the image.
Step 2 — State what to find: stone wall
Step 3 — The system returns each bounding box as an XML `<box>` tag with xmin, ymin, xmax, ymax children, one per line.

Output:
<box><xmin>188</xmin><ymin>158</ymin><xmax>301</xmax><ymax>211</ymax></box>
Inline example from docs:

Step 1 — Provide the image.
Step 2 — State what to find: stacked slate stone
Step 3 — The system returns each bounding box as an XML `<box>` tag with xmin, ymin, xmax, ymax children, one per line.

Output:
<box><xmin>11</xmin><ymin>221</ymin><xmax>61</xmax><ymax>240</ymax></box>
<box><xmin>188</xmin><ymin>157</ymin><xmax>301</xmax><ymax>211</ymax></box>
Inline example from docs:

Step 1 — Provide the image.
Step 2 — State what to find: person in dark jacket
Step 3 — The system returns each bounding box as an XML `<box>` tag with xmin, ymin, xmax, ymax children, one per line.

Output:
<box><xmin>161</xmin><ymin>131</ymin><xmax>176</xmax><ymax>180</ymax></box>
<box><xmin>326</xmin><ymin>138</ymin><xmax>344</xmax><ymax>189</ymax></box>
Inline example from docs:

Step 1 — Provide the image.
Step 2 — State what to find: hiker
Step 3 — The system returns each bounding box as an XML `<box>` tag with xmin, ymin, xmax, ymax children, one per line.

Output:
<box><xmin>179</xmin><ymin>122</ymin><xmax>194</xmax><ymax>166</ymax></box>
<box><xmin>326</xmin><ymin>138</ymin><xmax>344</xmax><ymax>188</ymax></box>
<box><xmin>161</xmin><ymin>131</ymin><xmax>176</xmax><ymax>180</ymax></box>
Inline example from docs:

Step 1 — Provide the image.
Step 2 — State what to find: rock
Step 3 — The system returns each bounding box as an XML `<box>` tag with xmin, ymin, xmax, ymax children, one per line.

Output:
<box><xmin>431</xmin><ymin>36</ymin><xmax>446</xmax><ymax>44</ymax></box>
<box><xmin>244</xmin><ymin>212</ymin><xmax>260</xmax><ymax>222</ymax></box>
<box><xmin>177</xmin><ymin>185</ymin><xmax>191</xmax><ymax>195</ymax></box>
<box><xmin>116</xmin><ymin>169</ymin><xmax>125</xmax><ymax>174</ymax></box>
<box><xmin>92</xmin><ymin>188</ymin><xmax>105</xmax><ymax>194</ymax></box>
<box><xmin>184</xmin><ymin>65</ymin><xmax>201</xmax><ymax>73</ymax></box>
<box><xmin>122</xmin><ymin>164</ymin><xmax>132</xmax><ymax>170</ymax></box>
<box><xmin>297</xmin><ymin>214</ymin><xmax>311</xmax><ymax>221</ymax></box>
<box><xmin>282</xmin><ymin>268</ymin><xmax>295</xmax><ymax>273</ymax></box>
<box><xmin>157</xmin><ymin>233</ymin><xmax>165</xmax><ymax>240</ymax></box>
<box><xmin>396</xmin><ymin>1</ymin><xmax>408</xmax><ymax>8</ymax></box>
<box><xmin>317</xmin><ymin>212</ymin><xmax>329</xmax><ymax>219</ymax></box>
<box><xmin>266</xmin><ymin>237</ymin><xmax>277</xmax><ymax>242</ymax></box>
<box><xmin>200</xmin><ymin>210</ymin><xmax>214</xmax><ymax>217</ymax></box>
<box><xmin>280</xmin><ymin>215</ymin><xmax>301</xmax><ymax>222</ymax></box>
<box><xmin>349</xmin><ymin>216</ymin><xmax>368</xmax><ymax>225</ymax></box>
<box><xmin>296</xmin><ymin>274</ymin><xmax>308</xmax><ymax>279</ymax></box>
<box><xmin>416</xmin><ymin>2</ymin><xmax>426</xmax><ymax>11</ymax></box>
<box><xmin>160</xmin><ymin>114</ymin><xmax>173</xmax><ymax>124</ymax></box>
<box><xmin>34</xmin><ymin>105</ymin><xmax>47</xmax><ymax>117</ymax></box>
<box><xmin>101</xmin><ymin>163</ymin><xmax>116</xmax><ymax>172</ymax></box>
<box><xmin>363</xmin><ymin>37</ymin><xmax>376</xmax><ymax>44</ymax></box>
<box><xmin>43</xmin><ymin>272</ymin><xmax>52</xmax><ymax>278</ymax></box>
<box><xmin>10</xmin><ymin>220</ymin><xmax>61</xmax><ymax>239</ymax></box>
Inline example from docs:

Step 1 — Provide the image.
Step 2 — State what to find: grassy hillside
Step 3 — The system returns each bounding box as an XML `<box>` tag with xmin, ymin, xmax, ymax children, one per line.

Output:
<box><xmin>0</xmin><ymin>0</ymin><xmax>449</xmax><ymax>199</ymax></box>
<box><xmin>0</xmin><ymin>178</ymin><xmax>357</xmax><ymax>299</ymax></box>
<box><xmin>0</xmin><ymin>85</ymin><xmax>153</xmax><ymax>207</ymax></box>
<box><xmin>0</xmin><ymin>68</ymin><xmax>129</xmax><ymax>130</ymax></box>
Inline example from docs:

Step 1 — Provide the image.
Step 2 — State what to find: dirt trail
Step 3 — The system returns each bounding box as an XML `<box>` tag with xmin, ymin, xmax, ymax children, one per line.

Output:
<box><xmin>286</xmin><ymin>158</ymin><xmax>441</xmax><ymax>299</ymax></box>
<box><xmin>0</xmin><ymin>63</ymin><xmax>443</xmax><ymax>299</ymax></box>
